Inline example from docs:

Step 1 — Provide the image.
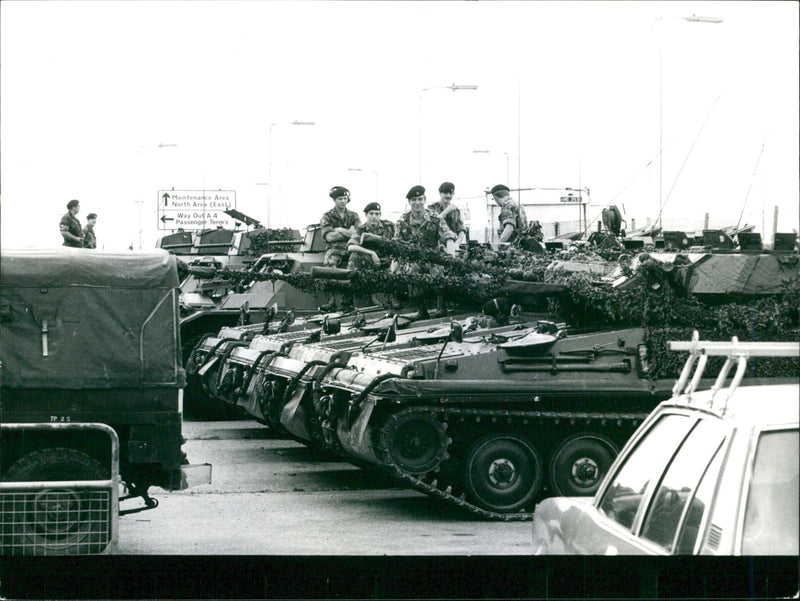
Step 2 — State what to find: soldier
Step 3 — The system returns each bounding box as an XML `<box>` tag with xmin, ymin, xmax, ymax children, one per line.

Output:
<box><xmin>83</xmin><ymin>213</ymin><xmax>98</xmax><ymax>249</ymax></box>
<box><xmin>347</xmin><ymin>202</ymin><xmax>398</xmax><ymax>308</ymax></box>
<box><xmin>428</xmin><ymin>181</ymin><xmax>467</xmax><ymax>246</ymax></box>
<box><xmin>59</xmin><ymin>199</ymin><xmax>83</xmax><ymax>248</ymax></box>
<box><xmin>392</xmin><ymin>185</ymin><xmax>457</xmax><ymax>319</ymax></box>
<box><xmin>319</xmin><ymin>186</ymin><xmax>360</xmax><ymax>312</ymax></box>
<box><xmin>491</xmin><ymin>184</ymin><xmax>528</xmax><ymax>244</ymax></box>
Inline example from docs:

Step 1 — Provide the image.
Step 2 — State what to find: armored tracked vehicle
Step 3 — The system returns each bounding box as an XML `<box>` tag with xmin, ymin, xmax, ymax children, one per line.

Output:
<box><xmin>179</xmin><ymin>224</ymin><xmax>328</xmax><ymax>364</ymax></box>
<box><xmin>186</xmin><ymin>309</ymin><xmax>468</xmax><ymax>428</ymax></box>
<box><xmin>186</xmin><ymin>224</ymin><xmax>799</xmax><ymax>518</ymax></box>
<box><xmin>309</xmin><ymin>321</ymin><xmax>677</xmax><ymax>519</ymax></box>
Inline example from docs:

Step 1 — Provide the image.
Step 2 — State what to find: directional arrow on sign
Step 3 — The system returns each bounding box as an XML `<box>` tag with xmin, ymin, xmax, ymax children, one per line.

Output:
<box><xmin>160</xmin><ymin>215</ymin><xmax>174</xmax><ymax>223</ymax></box>
<box><xmin>163</xmin><ymin>192</ymin><xmax>170</xmax><ymax>206</ymax></box>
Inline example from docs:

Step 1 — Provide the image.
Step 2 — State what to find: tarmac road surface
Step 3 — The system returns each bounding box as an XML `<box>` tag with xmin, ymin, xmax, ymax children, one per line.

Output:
<box><xmin>117</xmin><ymin>419</ymin><xmax>534</xmax><ymax>555</ymax></box>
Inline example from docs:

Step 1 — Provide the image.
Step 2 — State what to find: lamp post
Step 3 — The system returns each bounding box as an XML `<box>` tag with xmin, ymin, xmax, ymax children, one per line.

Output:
<box><xmin>268</xmin><ymin>120</ymin><xmax>315</xmax><ymax>231</ymax></box>
<box><xmin>137</xmin><ymin>142</ymin><xmax>178</xmax><ymax>249</ymax></box>
<box><xmin>419</xmin><ymin>83</ymin><xmax>478</xmax><ymax>181</ymax></box>
<box><xmin>472</xmin><ymin>150</ymin><xmax>510</xmax><ymax>184</ymax></box>
<box><xmin>654</xmin><ymin>15</ymin><xmax>723</xmax><ymax>229</ymax></box>
<box><xmin>347</xmin><ymin>168</ymin><xmax>380</xmax><ymax>202</ymax></box>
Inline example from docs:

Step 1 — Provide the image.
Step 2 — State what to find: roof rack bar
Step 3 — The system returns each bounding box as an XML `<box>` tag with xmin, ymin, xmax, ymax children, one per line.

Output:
<box><xmin>668</xmin><ymin>340</ymin><xmax>800</xmax><ymax>357</ymax></box>
<box><xmin>720</xmin><ymin>356</ymin><xmax>749</xmax><ymax>413</ymax></box>
<box><xmin>686</xmin><ymin>354</ymin><xmax>708</xmax><ymax>396</ymax></box>
<box><xmin>669</xmin><ymin>330</ymin><xmax>799</xmax><ymax>412</ymax></box>
<box><xmin>709</xmin><ymin>352</ymin><xmax>736</xmax><ymax>406</ymax></box>
<box><xmin>672</xmin><ymin>332</ymin><xmax>701</xmax><ymax>396</ymax></box>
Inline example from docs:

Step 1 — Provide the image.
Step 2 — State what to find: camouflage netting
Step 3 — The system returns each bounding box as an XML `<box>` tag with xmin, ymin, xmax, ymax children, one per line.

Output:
<box><xmin>201</xmin><ymin>242</ymin><xmax>800</xmax><ymax>379</ymax></box>
<box><xmin>246</xmin><ymin>228</ymin><xmax>303</xmax><ymax>255</ymax></box>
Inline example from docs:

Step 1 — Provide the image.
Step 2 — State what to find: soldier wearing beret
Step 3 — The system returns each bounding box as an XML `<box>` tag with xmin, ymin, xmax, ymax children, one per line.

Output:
<box><xmin>491</xmin><ymin>184</ymin><xmax>528</xmax><ymax>244</ymax></box>
<box><xmin>393</xmin><ymin>185</ymin><xmax>457</xmax><ymax>319</ymax></box>
<box><xmin>428</xmin><ymin>181</ymin><xmax>467</xmax><ymax>246</ymax></box>
<box><xmin>82</xmin><ymin>213</ymin><xmax>98</xmax><ymax>249</ymax></box>
<box><xmin>319</xmin><ymin>186</ymin><xmax>361</xmax><ymax>312</ymax></box>
<box><xmin>59</xmin><ymin>199</ymin><xmax>84</xmax><ymax>248</ymax></box>
<box><xmin>347</xmin><ymin>202</ymin><xmax>399</xmax><ymax>308</ymax></box>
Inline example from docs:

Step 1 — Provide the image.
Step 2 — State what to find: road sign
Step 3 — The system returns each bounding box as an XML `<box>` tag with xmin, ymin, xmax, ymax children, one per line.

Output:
<box><xmin>157</xmin><ymin>190</ymin><xmax>237</xmax><ymax>231</ymax></box>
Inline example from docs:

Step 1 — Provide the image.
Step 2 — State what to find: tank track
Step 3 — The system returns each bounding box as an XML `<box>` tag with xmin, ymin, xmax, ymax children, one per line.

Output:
<box><xmin>374</xmin><ymin>405</ymin><xmax>649</xmax><ymax>521</ymax></box>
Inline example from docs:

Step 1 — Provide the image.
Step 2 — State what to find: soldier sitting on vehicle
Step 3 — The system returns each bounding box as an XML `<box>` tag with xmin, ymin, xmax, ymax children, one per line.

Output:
<box><xmin>347</xmin><ymin>202</ymin><xmax>400</xmax><ymax>309</ymax></box>
<box><xmin>319</xmin><ymin>186</ymin><xmax>361</xmax><ymax>312</ymax></box>
<box><xmin>392</xmin><ymin>185</ymin><xmax>457</xmax><ymax>320</ymax></box>
<box><xmin>428</xmin><ymin>181</ymin><xmax>467</xmax><ymax>246</ymax></box>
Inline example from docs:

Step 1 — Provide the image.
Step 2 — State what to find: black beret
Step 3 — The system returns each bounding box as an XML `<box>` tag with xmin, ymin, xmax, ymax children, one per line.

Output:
<box><xmin>406</xmin><ymin>185</ymin><xmax>426</xmax><ymax>199</ymax></box>
<box><xmin>490</xmin><ymin>184</ymin><xmax>510</xmax><ymax>196</ymax></box>
<box><xmin>438</xmin><ymin>181</ymin><xmax>455</xmax><ymax>194</ymax></box>
<box><xmin>363</xmin><ymin>202</ymin><xmax>381</xmax><ymax>213</ymax></box>
<box><xmin>67</xmin><ymin>199</ymin><xmax>80</xmax><ymax>210</ymax></box>
<box><xmin>329</xmin><ymin>186</ymin><xmax>350</xmax><ymax>200</ymax></box>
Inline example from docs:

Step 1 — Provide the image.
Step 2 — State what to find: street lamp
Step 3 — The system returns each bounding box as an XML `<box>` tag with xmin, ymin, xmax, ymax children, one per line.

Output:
<box><xmin>347</xmin><ymin>168</ymin><xmax>380</xmax><ymax>202</ymax></box>
<box><xmin>419</xmin><ymin>83</ymin><xmax>478</xmax><ymax>181</ymax></box>
<box><xmin>268</xmin><ymin>120</ymin><xmax>315</xmax><ymax>231</ymax></box>
<box><xmin>472</xmin><ymin>150</ymin><xmax>510</xmax><ymax>184</ymax></box>
<box><xmin>137</xmin><ymin>142</ymin><xmax>178</xmax><ymax>249</ymax></box>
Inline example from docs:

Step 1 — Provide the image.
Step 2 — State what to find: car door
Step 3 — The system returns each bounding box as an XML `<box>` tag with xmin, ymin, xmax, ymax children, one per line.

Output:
<box><xmin>584</xmin><ymin>412</ymin><xmax>727</xmax><ymax>554</ymax></box>
<box><xmin>556</xmin><ymin>413</ymin><xmax>697</xmax><ymax>554</ymax></box>
<box><xmin>636</xmin><ymin>418</ymin><xmax>728</xmax><ymax>554</ymax></box>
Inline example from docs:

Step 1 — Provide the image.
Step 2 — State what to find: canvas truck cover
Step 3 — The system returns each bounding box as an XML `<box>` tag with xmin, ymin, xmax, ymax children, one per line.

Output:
<box><xmin>0</xmin><ymin>248</ymin><xmax>186</xmax><ymax>389</ymax></box>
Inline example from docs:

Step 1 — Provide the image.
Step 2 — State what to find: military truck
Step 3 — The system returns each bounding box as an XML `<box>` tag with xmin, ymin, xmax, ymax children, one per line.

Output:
<box><xmin>0</xmin><ymin>249</ymin><xmax>211</xmax><ymax>555</ymax></box>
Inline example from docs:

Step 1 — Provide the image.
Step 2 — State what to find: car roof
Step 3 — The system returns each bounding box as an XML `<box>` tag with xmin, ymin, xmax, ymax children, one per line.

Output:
<box><xmin>665</xmin><ymin>384</ymin><xmax>799</xmax><ymax>426</ymax></box>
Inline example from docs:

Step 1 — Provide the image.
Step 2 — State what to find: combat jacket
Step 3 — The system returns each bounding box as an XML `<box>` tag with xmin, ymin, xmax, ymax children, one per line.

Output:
<box><xmin>428</xmin><ymin>201</ymin><xmax>465</xmax><ymax>236</ymax></box>
<box><xmin>347</xmin><ymin>220</ymin><xmax>396</xmax><ymax>270</ymax></box>
<box><xmin>498</xmin><ymin>200</ymin><xmax>528</xmax><ymax>242</ymax></box>
<box><xmin>348</xmin><ymin>220</ymin><xmax>396</xmax><ymax>257</ymax></box>
<box><xmin>60</xmin><ymin>212</ymin><xmax>83</xmax><ymax>248</ymax></box>
<box><xmin>320</xmin><ymin>207</ymin><xmax>361</xmax><ymax>250</ymax></box>
<box><xmin>395</xmin><ymin>209</ymin><xmax>456</xmax><ymax>250</ymax></box>
<box><xmin>82</xmin><ymin>225</ymin><xmax>97</xmax><ymax>249</ymax></box>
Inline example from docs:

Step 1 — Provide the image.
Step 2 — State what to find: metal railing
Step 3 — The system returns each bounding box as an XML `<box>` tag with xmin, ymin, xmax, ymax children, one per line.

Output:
<box><xmin>0</xmin><ymin>422</ymin><xmax>120</xmax><ymax>555</ymax></box>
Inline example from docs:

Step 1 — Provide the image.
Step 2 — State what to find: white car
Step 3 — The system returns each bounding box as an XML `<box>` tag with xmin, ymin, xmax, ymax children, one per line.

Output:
<box><xmin>532</xmin><ymin>334</ymin><xmax>799</xmax><ymax>555</ymax></box>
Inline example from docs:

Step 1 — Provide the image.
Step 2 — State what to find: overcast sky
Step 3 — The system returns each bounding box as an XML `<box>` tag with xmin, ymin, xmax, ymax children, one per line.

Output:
<box><xmin>1</xmin><ymin>1</ymin><xmax>798</xmax><ymax>249</ymax></box>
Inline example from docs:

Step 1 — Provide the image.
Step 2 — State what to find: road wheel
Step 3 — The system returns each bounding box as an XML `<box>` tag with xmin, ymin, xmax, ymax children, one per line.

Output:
<box><xmin>4</xmin><ymin>448</ymin><xmax>110</xmax><ymax>555</ymax></box>
<box><xmin>548</xmin><ymin>433</ymin><xmax>618</xmax><ymax>497</ymax></box>
<box><xmin>463</xmin><ymin>434</ymin><xmax>543</xmax><ymax>513</ymax></box>
<box><xmin>380</xmin><ymin>411</ymin><xmax>449</xmax><ymax>474</ymax></box>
